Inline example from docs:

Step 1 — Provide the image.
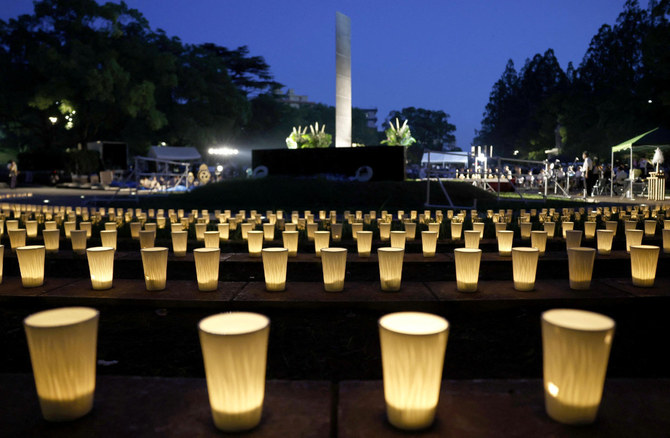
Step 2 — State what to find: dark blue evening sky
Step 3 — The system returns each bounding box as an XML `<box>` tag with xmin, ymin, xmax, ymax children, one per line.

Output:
<box><xmin>2</xmin><ymin>0</ymin><xmax>629</xmax><ymax>148</ymax></box>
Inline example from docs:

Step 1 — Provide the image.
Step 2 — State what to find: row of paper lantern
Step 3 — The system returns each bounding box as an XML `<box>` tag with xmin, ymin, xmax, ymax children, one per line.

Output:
<box><xmin>5</xmin><ymin>242</ymin><xmax>661</xmax><ymax>292</ymax></box>
<box><xmin>22</xmin><ymin>306</ymin><xmax>616</xmax><ymax>431</ymax></box>
<box><xmin>3</xmin><ymin>216</ymin><xmax>670</xmax><ymax>258</ymax></box>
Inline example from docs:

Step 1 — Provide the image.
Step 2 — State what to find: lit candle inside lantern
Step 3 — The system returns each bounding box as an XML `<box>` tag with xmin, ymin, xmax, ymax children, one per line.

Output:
<box><xmin>8</xmin><ymin>228</ymin><xmax>27</xmax><ymax>251</ymax></box>
<box><xmin>321</xmin><ymin>247</ymin><xmax>347</xmax><ymax>292</ymax></box>
<box><xmin>583</xmin><ymin>221</ymin><xmax>596</xmax><ymax>239</ymax></box>
<box><xmin>262</xmin><ymin>223</ymin><xmax>275</xmax><ymax>241</ymax></box>
<box><xmin>282</xmin><ymin>231</ymin><xmax>299</xmax><ymax>257</ymax></box>
<box><xmin>421</xmin><ymin>231</ymin><xmax>438</xmax><ymax>258</ymax></box>
<box><xmin>171</xmin><ymin>230</ymin><xmax>187</xmax><ymax>257</ymax></box>
<box><xmin>497</xmin><ymin>230</ymin><xmax>514</xmax><ymax>256</ymax></box>
<box><xmin>69</xmin><ymin>230</ymin><xmax>88</xmax><ymax>255</ymax></box>
<box><xmin>543</xmin><ymin>221</ymin><xmax>556</xmax><ymax>238</ymax></box>
<box><xmin>199</xmin><ymin>312</ymin><xmax>270</xmax><ymax>432</ymax></box>
<box><xmin>519</xmin><ymin>222</ymin><xmax>532</xmax><ymax>239</ymax></box>
<box><xmin>330</xmin><ymin>223</ymin><xmax>343</xmax><ymax>241</ymax></box>
<box><xmin>403</xmin><ymin>222</ymin><xmax>417</xmax><ymax>241</ymax></box>
<box><xmin>512</xmin><ymin>247</ymin><xmax>539</xmax><ymax>291</ymax></box>
<box><xmin>16</xmin><ymin>245</ymin><xmax>46</xmax><ymax>287</ymax></box>
<box><xmin>313</xmin><ymin>230</ymin><xmax>330</xmax><ymax>257</ymax></box>
<box><xmin>138</xmin><ymin>230</ymin><xmax>155</xmax><ymax>249</ymax></box>
<box><xmin>565</xmin><ymin>230</ymin><xmax>583</xmax><ymax>250</ymax></box>
<box><xmin>261</xmin><ymin>248</ymin><xmax>288</xmax><ymax>291</ymax></box>
<box><xmin>450</xmin><ymin>221</ymin><xmax>463</xmax><ymax>240</ymax></box>
<box><xmin>356</xmin><ymin>230</ymin><xmax>373</xmax><ymax>257</ymax></box>
<box><xmin>379</xmin><ymin>312</ymin><xmax>449</xmax><ymax>430</ymax></box>
<box><xmin>464</xmin><ymin>230</ymin><xmax>480</xmax><ymax>249</ymax></box>
<box><xmin>378</xmin><ymin>247</ymin><xmax>404</xmax><ymax>291</ymax></box>
<box><xmin>379</xmin><ymin>222</ymin><xmax>391</xmax><ymax>241</ymax></box>
<box><xmin>204</xmin><ymin>231</ymin><xmax>220</xmax><ymax>249</ymax></box>
<box><xmin>42</xmin><ymin>229</ymin><xmax>60</xmax><ymax>253</ymax></box>
<box><xmin>629</xmin><ymin>245</ymin><xmax>659</xmax><ymax>287</ymax></box>
<box><xmin>86</xmin><ymin>247</ymin><xmax>115</xmax><ymax>290</ymax></box>
<box><xmin>530</xmin><ymin>231</ymin><xmax>547</xmax><ymax>256</ymax></box>
<box><xmin>194</xmin><ymin>248</ymin><xmax>220</xmax><ymax>291</ymax></box>
<box><xmin>140</xmin><ymin>247</ymin><xmax>168</xmax><ymax>291</ymax></box>
<box><xmin>567</xmin><ymin>247</ymin><xmax>595</xmax><ymax>290</ymax></box>
<box><xmin>454</xmin><ymin>248</ymin><xmax>481</xmax><ymax>292</ymax></box>
<box><xmin>247</xmin><ymin>231</ymin><xmax>264</xmax><ymax>257</ymax></box>
<box><xmin>542</xmin><ymin>309</ymin><xmax>615</xmax><ymax>425</ymax></box>
<box><xmin>625</xmin><ymin>229</ymin><xmax>643</xmax><ymax>253</ymax></box>
<box><xmin>24</xmin><ymin>307</ymin><xmax>99</xmax><ymax>421</ymax></box>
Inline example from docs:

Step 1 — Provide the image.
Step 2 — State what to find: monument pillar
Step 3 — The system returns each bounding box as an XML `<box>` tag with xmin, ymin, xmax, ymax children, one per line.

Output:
<box><xmin>335</xmin><ymin>12</ymin><xmax>351</xmax><ymax>148</ymax></box>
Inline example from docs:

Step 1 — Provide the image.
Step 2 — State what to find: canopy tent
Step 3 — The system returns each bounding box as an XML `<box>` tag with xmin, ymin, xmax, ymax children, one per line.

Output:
<box><xmin>610</xmin><ymin>128</ymin><xmax>670</xmax><ymax>197</ymax></box>
<box><xmin>421</xmin><ymin>151</ymin><xmax>469</xmax><ymax>167</ymax></box>
<box><xmin>148</xmin><ymin>146</ymin><xmax>202</xmax><ymax>161</ymax></box>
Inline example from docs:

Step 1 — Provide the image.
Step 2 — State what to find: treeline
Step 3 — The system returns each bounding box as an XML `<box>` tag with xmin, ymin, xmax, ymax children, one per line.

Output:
<box><xmin>476</xmin><ymin>0</ymin><xmax>670</xmax><ymax>162</ymax></box>
<box><xmin>0</xmin><ymin>0</ymin><xmax>384</xmax><ymax>169</ymax></box>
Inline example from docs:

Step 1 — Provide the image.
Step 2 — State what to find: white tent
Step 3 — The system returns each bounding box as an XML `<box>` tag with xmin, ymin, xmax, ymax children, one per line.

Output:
<box><xmin>421</xmin><ymin>151</ymin><xmax>469</xmax><ymax>166</ymax></box>
<box><xmin>148</xmin><ymin>146</ymin><xmax>201</xmax><ymax>162</ymax></box>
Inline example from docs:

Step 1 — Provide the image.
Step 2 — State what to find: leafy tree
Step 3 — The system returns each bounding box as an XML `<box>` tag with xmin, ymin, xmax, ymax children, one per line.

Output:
<box><xmin>386</xmin><ymin>107</ymin><xmax>456</xmax><ymax>150</ymax></box>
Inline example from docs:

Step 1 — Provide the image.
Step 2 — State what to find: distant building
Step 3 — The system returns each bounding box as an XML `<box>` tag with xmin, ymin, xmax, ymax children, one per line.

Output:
<box><xmin>275</xmin><ymin>88</ymin><xmax>313</xmax><ymax>108</ymax></box>
<box><xmin>360</xmin><ymin>108</ymin><xmax>378</xmax><ymax>129</ymax></box>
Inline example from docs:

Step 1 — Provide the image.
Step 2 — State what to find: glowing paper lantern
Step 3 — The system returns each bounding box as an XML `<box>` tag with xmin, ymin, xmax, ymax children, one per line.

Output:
<box><xmin>100</xmin><ymin>230</ymin><xmax>117</xmax><ymax>251</ymax></box>
<box><xmin>530</xmin><ymin>231</ymin><xmax>547</xmax><ymax>256</ymax></box>
<box><xmin>194</xmin><ymin>248</ymin><xmax>221</xmax><ymax>291</ymax></box>
<box><xmin>331</xmin><ymin>223</ymin><xmax>343</xmax><ymax>241</ymax></box>
<box><xmin>104</xmin><ymin>222</ymin><xmax>117</xmax><ymax>232</ymax></box>
<box><xmin>542</xmin><ymin>309</ymin><xmax>615</xmax><ymax>425</ymax></box>
<box><xmin>421</xmin><ymin>231</ymin><xmax>438</xmax><ymax>258</ymax></box>
<box><xmin>565</xmin><ymin>230</ymin><xmax>583</xmax><ymax>249</ymax></box>
<box><xmin>79</xmin><ymin>221</ymin><xmax>92</xmax><ymax>238</ymax></box>
<box><xmin>471</xmin><ymin>222</ymin><xmax>485</xmax><ymax>239</ymax></box>
<box><xmin>247</xmin><ymin>231</ymin><xmax>264</xmax><ymax>257</ymax></box>
<box><xmin>625</xmin><ymin>229</ymin><xmax>643</xmax><ymax>253</ymax></box>
<box><xmin>129</xmin><ymin>222</ymin><xmax>142</xmax><ymax>239</ymax></box>
<box><xmin>261</xmin><ymin>248</ymin><xmax>288</xmax><ymax>292</ymax></box>
<box><xmin>561</xmin><ymin>222</ymin><xmax>574</xmax><ymax>239</ymax></box>
<box><xmin>595</xmin><ymin>230</ymin><xmax>614</xmax><ymax>255</ymax></box>
<box><xmin>282</xmin><ymin>231</ymin><xmax>299</xmax><ymax>257</ymax></box>
<box><xmin>378</xmin><ymin>247</ymin><xmax>404</xmax><ymax>291</ymax></box>
<box><xmin>454</xmin><ymin>248</ymin><xmax>481</xmax><ymax>292</ymax></box>
<box><xmin>356</xmin><ymin>230</ymin><xmax>373</xmax><ymax>257</ymax></box>
<box><xmin>63</xmin><ymin>221</ymin><xmax>76</xmax><ymax>238</ymax></box>
<box><xmin>313</xmin><ymin>230</ymin><xmax>330</xmax><ymax>257</ymax></box>
<box><xmin>379</xmin><ymin>312</ymin><xmax>448</xmax><ymax>430</ymax></box>
<box><xmin>512</xmin><ymin>247</ymin><xmax>539</xmax><ymax>291</ymax></box>
<box><xmin>663</xmin><ymin>229</ymin><xmax>670</xmax><ymax>254</ymax></box>
<box><xmin>8</xmin><ymin>228</ymin><xmax>27</xmax><ymax>251</ymax></box>
<box><xmin>138</xmin><ymin>230</ymin><xmax>155</xmax><ymax>249</ymax></box>
<box><xmin>379</xmin><ymin>222</ymin><xmax>391</xmax><ymax>241</ymax></box>
<box><xmin>24</xmin><ymin>307</ymin><xmax>99</xmax><ymax>421</ymax></box>
<box><xmin>198</xmin><ymin>312</ymin><xmax>269</xmax><ymax>432</ymax></box>
<box><xmin>403</xmin><ymin>222</ymin><xmax>417</xmax><ymax>241</ymax></box>
<box><xmin>494</xmin><ymin>222</ymin><xmax>507</xmax><ymax>236</ymax></box>
<box><xmin>464</xmin><ymin>230</ymin><xmax>480</xmax><ymax>249</ymax></box>
<box><xmin>390</xmin><ymin>231</ymin><xmax>406</xmax><ymax>250</ymax></box>
<box><xmin>140</xmin><ymin>247</ymin><xmax>168</xmax><ymax>291</ymax></box>
<box><xmin>44</xmin><ymin>221</ymin><xmax>57</xmax><ymax>230</ymax></box>
<box><xmin>605</xmin><ymin>221</ymin><xmax>617</xmax><ymax>236</ymax></box>
<box><xmin>306</xmin><ymin>223</ymin><xmax>318</xmax><ymax>241</ymax></box>
<box><xmin>284</xmin><ymin>223</ymin><xmax>297</xmax><ymax>232</ymax></box>
<box><xmin>543</xmin><ymin>221</ymin><xmax>556</xmax><ymax>238</ymax></box>
<box><xmin>321</xmin><ymin>247</ymin><xmax>347</xmax><ymax>292</ymax></box>
<box><xmin>218</xmin><ymin>223</ymin><xmax>230</xmax><ymax>241</ymax></box>
<box><xmin>194</xmin><ymin>223</ymin><xmax>207</xmax><ymax>242</ymax></box>
<box><xmin>171</xmin><ymin>230</ymin><xmax>188</xmax><ymax>257</ymax></box>
<box><xmin>630</xmin><ymin>245</ymin><xmax>659</xmax><ymax>287</ymax></box>
<box><xmin>240</xmin><ymin>223</ymin><xmax>253</xmax><ymax>240</ymax></box>
<box><xmin>86</xmin><ymin>247</ymin><xmax>114</xmax><ymax>290</ymax></box>
<box><xmin>16</xmin><ymin>245</ymin><xmax>46</xmax><ymax>287</ymax></box>
<box><xmin>42</xmin><ymin>229</ymin><xmax>60</xmax><ymax>253</ymax></box>
<box><xmin>171</xmin><ymin>222</ymin><xmax>183</xmax><ymax>233</ymax></box>
<box><xmin>644</xmin><ymin>220</ymin><xmax>657</xmax><ymax>237</ymax></box>
<box><xmin>204</xmin><ymin>231</ymin><xmax>220</xmax><ymax>249</ymax></box>
<box><xmin>567</xmin><ymin>247</ymin><xmax>596</xmax><ymax>290</ymax></box>
<box><xmin>351</xmin><ymin>223</ymin><xmax>363</xmax><ymax>241</ymax></box>
<box><xmin>25</xmin><ymin>220</ymin><xmax>38</xmax><ymax>238</ymax></box>
<box><xmin>583</xmin><ymin>221</ymin><xmax>596</xmax><ymax>239</ymax></box>
<box><xmin>496</xmin><ymin>230</ymin><xmax>514</xmax><ymax>256</ymax></box>
<box><xmin>69</xmin><ymin>230</ymin><xmax>88</xmax><ymax>255</ymax></box>
<box><xmin>519</xmin><ymin>222</ymin><xmax>532</xmax><ymax>239</ymax></box>
<box><xmin>450</xmin><ymin>222</ymin><xmax>463</xmax><ymax>240</ymax></box>
<box><xmin>262</xmin><ymin>223</ymin><xmax>275</xmax><ymax>241</ymax></box>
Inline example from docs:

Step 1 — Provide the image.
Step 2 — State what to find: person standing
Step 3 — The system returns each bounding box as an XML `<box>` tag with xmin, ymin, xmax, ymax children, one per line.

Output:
<box><xmin>7</xmin><ymin>160</ymin><xmax>18</xmax><ymax>189</ymax></box>
<box><xmin>582</xmin><ymin>151</ymin><xmax>595</xmax><ymax>196</ymax></box>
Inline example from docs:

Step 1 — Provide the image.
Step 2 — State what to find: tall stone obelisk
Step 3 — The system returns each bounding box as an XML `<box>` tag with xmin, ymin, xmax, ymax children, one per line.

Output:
<box><xmin>335</xmin><ymin>12</ymin><xmax>351</xmax><ymax>148</ymax></box>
